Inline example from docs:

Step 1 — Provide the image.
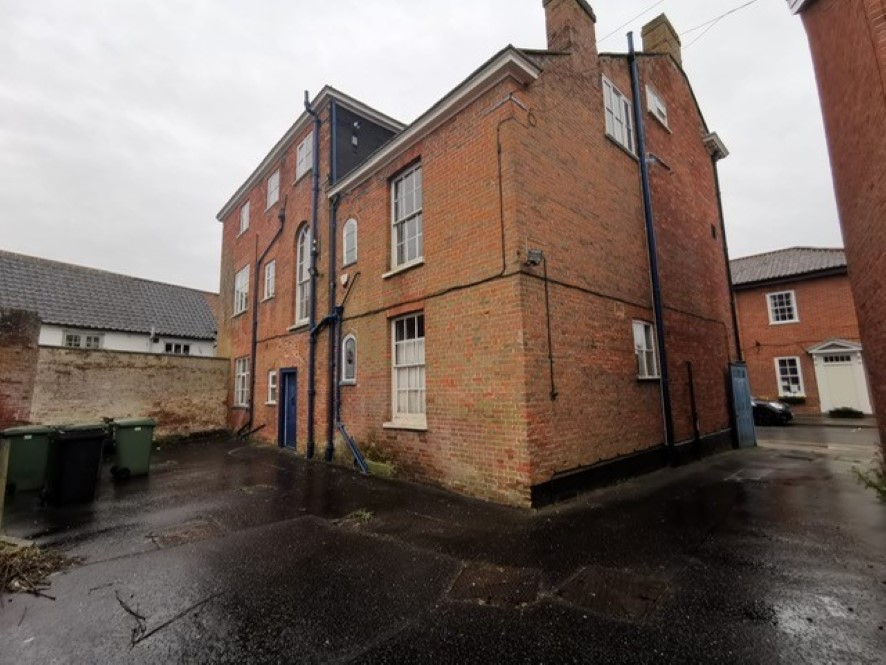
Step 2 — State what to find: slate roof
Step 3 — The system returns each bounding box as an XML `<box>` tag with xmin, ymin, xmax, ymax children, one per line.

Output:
<box><xmin>0</xmin><ymin>250</ymin><xmax>217</xmax><ymax>339</ymax></box>
<box><xmin>730</xmin><ymin>247</ymin><xmax>846</xmax><ymax>287</ymax></box>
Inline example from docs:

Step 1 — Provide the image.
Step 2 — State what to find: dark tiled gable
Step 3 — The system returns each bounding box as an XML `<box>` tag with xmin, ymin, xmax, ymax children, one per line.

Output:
<box><xmin>730</xmin><ymin>247</ymin><xmax>846</xmax><ymax>287</ymax></box>
<box><xmin>0</xmin><ymin>250</ymin><xmax>217</xmax><ymax>339</ymax></box>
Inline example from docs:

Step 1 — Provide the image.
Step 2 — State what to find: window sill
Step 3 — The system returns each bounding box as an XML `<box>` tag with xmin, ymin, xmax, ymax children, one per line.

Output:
<box><xmin>293</xmin><ymin>170</ymin><xmax>311</xmax><ymax>186</ymax></box>
<box><xmin>262</xmin><ymin>295</ymin><xmax>275</xmax><ymax>302</ymax></box>
<box><xmin>637</xmin><ymin>376</ymin><xmax>660</xmax><ymax>382</ymax></box>
<box><xmin>648</xmin><ymin>110</ymin><xmax>672</xmax><ymax>133</ymax></box>
<box><xmin>342</xmin><ymin>260</ymin><xmax>356</xmax><ymax>269</ymax></box>
<box><xmin>288</xmin><ymin>322</ymin><xmax>310</xmax><ymax>333</ymax></box>
<box><xmin>232</xmin><ymin>310</ymin><xmax>248</xmax><ymax>319</ymax></box>
<box><xmin>237</xmin><ymin>229</ymin><xmax>248</xmax><ymax>238</ymax></box>
<box><xmin>769</xmin><ymin>320</ymin><xmax>800</xmax><ymax>325</ymax></box>
<box><xmin>383</xmin><ymin>419</ymin><xmax>427</xmax><ymax>432</ymax></box>
<box><xmin>383</xmin><ymin>259</ymin><xmax>424</xmax><ymax>280</ymax></box>
<box><xmin>265</xmin><ymin>401</ymin><xmax>277</xmax><ymax>406</ymax></box>
<box><xmin>265</xmin><ymin>200</ymin><xmax>279</xmax><ymax>213</ymax></box>
<box><xmin>340</xmin><ymin>380</ymin><xmax>356</xmax><ymax>386</ymax></box>
<box><xmin>604</xmin><ymin>133</ymin><xmax>639</xmax><ymax>161</ymax></box>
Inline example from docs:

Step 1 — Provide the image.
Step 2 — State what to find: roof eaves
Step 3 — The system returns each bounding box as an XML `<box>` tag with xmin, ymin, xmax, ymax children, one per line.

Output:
<box><xmin>731</xmin><ymin>266</ymin><xmax>848</xmax><ymax>289</ymax></box>
<box><xmin>328</xmin><ymin>46</ymin><xmax>541</xmax><ymax>198</ymax></box>
<box><xmin>216</xmin><ymin>87</ymin><xmax>405</xmax><ymax>222</ymax></box>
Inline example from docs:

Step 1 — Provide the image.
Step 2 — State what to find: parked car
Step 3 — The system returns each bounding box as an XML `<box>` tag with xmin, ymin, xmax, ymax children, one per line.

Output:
<box><xmin>752</xmin><ymin>398</ymin><xmax>793</xmax><ymax>426</ymax></box>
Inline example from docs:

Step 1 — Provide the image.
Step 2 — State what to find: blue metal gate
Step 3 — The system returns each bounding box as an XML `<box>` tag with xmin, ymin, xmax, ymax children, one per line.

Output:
<box><xmin>730</xmin><ymin>363</ymin><xmax>756</xmax><ymax>448</ymax></box>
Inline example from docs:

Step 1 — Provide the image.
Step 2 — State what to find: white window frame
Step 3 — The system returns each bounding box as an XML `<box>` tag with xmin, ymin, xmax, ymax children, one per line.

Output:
<box><xmin>390</xmin><ymin>313</ymin><xmax>426</xmax><ymax>427</ymax></box>
<box><xmin>343</xmin><ymin>218</ymin><xmax>358</xmax><ymax>266</ymax></box>
<box><xmin>646</xmin><ymin>85</ymin><xmax>668</xmax><ymax>128</ymax></box>
<box><xmin>767</xmin><ymin>290</ymin><xmax>799</xmax><ymax>324</ymax></box>
<box><xmin>602</xmin><ymin>76</ymin><xmax>635</xmax><ymax>154</ymax></box>
<box><xmin>233</xmin><ymin>265</ymin><xmax>250</xmax><ymax>316</ymax></box>
<box><xmin>164</xmin><ymin>341</ymin><xmax>191</xmax><ymax>355</ymax></box>
<box><xmin>266</xmin><ymin>169</ymin><xmax>280</xmax><ymax>209</ymax></box>
<box><xmin>775</xmin><ymin>356</ymin><xmax>805</xmax><ymax>396</ymax></box>
<box><xmin>63</xmin><ymin>330</ymin><xmax>103</xmax><ymax>349</ymax></box>
<box><xmin>264</xmin><ymin>260</ymin><xmax>276</xmax><ymax>300</ymax></box>
<box><xmin>267</xmin><ymin>369</ymin><xmax>278</xmax><ymax>404</ymax></box>
<box><xmin>391</xmin><ymin>163</ymin><xmax>423</xmax><ymax>269</ymax></box>
<box><xmin>239</xmin><ymin>201</ymin><xmax>250</xmax><ymax>235</ymax></box>
<box><xmin>234</xmin><ymin>357</ymin><xmax>250</xmax><ymax>407</ymax></box>
<box><xmin>295</xmin><ymin>226</ymin><xmax>311</xmax><ymax>326</ymax></box>
<box><xmin>341</xmin><ymin>334</ymin><xmax>357</xmax><ymax>385</ymax></box>
<box><xmin>632</xmin><ymin>320</ymin><xmax>660</xmax><ymax>380</ymax></box>
<box><xmin>296</xmin><ymin>135</ymin><xmax>313</xmax><ymax>181</ymax></box>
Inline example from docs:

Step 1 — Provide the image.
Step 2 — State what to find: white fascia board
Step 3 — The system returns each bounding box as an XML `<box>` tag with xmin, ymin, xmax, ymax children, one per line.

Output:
<box><xmin>328</xmin><ymin>49</ymin><xmax>541</xmax><ymax>198</ymax></box>
<box><xmin>216</xmin><ymin>86</ymin><xmax>405</xmax><ymax>222</ymax></box>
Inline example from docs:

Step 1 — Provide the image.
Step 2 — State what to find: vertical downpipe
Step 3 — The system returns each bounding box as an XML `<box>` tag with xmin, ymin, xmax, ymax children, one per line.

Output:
<box><xmin>628</xmin><ymin>33</ymin><xmax>676</xmax><ymax>459</ymax></box>
<box><xmin>305</xmin><ymin>92</ymin><xmax>321</xmax><ymax>459</ymax></box>
<box><xmin>324</xmin><ymin>101</ymin><xmax>340</xmax><ymax>463</ymax></box>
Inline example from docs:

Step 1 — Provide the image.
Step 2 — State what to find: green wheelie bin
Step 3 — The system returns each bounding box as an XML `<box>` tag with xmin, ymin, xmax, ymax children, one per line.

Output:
<box><xmin>111</xmin><ymin>417</ymin><xmax>156</xmax><ymax>479</ymax></box>
<box><xmin>45</xmin><ymin>423</ymin><xmax>106</xmax><ymax>506</ymax></box>
<box><xmin>2</xmin><ymin>425</ymin><xmax>53</xmax><ymax>494</ymax></box>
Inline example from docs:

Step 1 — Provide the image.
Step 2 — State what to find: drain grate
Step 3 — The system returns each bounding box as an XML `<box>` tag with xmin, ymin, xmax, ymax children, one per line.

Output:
<box><xmin>556</xmin><ymin>566</ymin><xmax>669</xmax><ymax>621</ymax></box>
<box><xmin>150</xmin><ymin>519</ymin><xmax>225</xmax><ymax>548</ymax></box>
<box><xmin>448</xmin><ymin>563</ymin><xmax>541</xmax><ymax>608</ymax></box>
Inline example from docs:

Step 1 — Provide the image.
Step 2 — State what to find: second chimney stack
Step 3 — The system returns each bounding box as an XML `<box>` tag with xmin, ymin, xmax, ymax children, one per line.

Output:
<box><xmin>641</xmin><ymin>14</ymin><xmax>682</xmax><ymax>65</ymax></box>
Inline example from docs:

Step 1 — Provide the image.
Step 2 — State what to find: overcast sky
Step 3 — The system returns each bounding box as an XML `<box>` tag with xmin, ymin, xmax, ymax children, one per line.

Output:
<box><xmin>0</xmin><ymin>0</ymin><xmax>840</xmax><ymax>292</ymax></box>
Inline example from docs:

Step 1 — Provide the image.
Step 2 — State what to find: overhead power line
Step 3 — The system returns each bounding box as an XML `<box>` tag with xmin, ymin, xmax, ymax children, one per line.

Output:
<box><xmin>680</xmin><ymin>0</ymin><xmax>762</xmax><ymax>39</ymax></box>
<box><xmin>596</xmin><ymin>0</ymin><xmax>666</xmax><ymax>45</ymax></box>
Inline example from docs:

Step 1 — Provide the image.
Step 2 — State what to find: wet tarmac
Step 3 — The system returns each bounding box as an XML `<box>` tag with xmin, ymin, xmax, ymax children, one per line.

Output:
<box><xmin>1</xmin><ymin>432</ymin><xmax>884</xmax><ymax>663</ymax></box>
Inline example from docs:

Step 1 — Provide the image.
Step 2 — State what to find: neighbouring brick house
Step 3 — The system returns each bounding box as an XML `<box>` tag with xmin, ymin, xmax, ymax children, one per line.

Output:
<box><xmin>788</xmin><ymin>0</ymin><xmax>886</xmax><ymax>449</ymax></box>
<box><xmin>217</xmin><ymin>1</ymin><xmax>740</xmax><ymax>506</ymax></box>
<box><xmin>732</xmin><ymin>247</ymin><xmax>874</xmax><ymax>415</ymax></box>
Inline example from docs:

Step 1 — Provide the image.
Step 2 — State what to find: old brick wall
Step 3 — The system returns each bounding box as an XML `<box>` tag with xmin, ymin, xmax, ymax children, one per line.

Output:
<box><xmin>513</xmin><ymin>34</ymin><xmax>735</xmax><ymax>484</ymax></box>
<box><xmin>735</xmin><ymin>274</ymin><xmax>861</xmax><ymax>414</ymax></box>
<box><xmin>800</xmin><ymin>0</ymin><xmax>886</xmax><ymax>446</ymax></box>
<box><xmin>29</xmin><ymin>348</ymin><xmax>229</xmax><ymax>436</ymax></box>
<box><xmin>0</xmin><ymin>308</ymin><xmax>40</xmax><ymax>429</ymax></box>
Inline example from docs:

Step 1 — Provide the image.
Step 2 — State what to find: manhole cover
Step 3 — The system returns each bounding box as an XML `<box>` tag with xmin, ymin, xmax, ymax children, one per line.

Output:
<box><xmin>556</xmin><ymin>566</ymin><xmax>669</xmax><ymax>621</ymax></box>
<box><xmin>449</xmin><ymin>563</ymin><xmax>541</xmax><ymax>607</ymax></box>
<box><xmin>150</xmin><ymin>519</ymin><xmax>225</xmax><ymax>548</ymax></box>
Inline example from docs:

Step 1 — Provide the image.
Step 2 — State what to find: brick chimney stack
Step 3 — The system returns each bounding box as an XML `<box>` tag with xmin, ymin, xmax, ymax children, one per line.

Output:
<box><xmin>641</xmin><ymin>14</ymin><xmax>682</xmax><ymax>65</ymax></box>
<box><xmin>543</xmin><ymin>0</ymin><xmax>597</xmax><ymax>53</ymax></box>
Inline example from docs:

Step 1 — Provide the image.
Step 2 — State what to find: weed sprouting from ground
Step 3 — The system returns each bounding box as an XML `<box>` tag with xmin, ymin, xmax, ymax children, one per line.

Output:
<box><xmin>0</xmin><ymin>542</ymin><xmax>81</xmax><ymax>599</ymax></box>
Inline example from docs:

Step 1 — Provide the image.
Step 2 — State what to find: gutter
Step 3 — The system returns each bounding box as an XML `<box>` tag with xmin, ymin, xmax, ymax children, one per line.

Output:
<box><xmin>628</xmin><ymin>32</ymin><xmax>676</xmax><ymax>457</ymax></box>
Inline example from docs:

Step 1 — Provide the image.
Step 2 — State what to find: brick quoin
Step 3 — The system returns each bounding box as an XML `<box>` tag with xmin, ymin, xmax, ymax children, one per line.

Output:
<box><xmin>217</xmin><ymin>1</ymin><xmax>739</xmax><ymax>506</ymax></box>
<box><xmin>793</xmin><ymin>0</ymin><xmax>886</xmax><ymax>455</ymax></box>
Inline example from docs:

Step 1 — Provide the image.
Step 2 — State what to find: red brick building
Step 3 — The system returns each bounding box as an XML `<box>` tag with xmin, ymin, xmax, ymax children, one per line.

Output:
<box><xmin>732</xmin><ymin>247</ymin><xmax>873</xmax><ymax>415</ymax></box>
<box><xmin>216</xmin><ymin>1</ymin><xmax>740</xmax><ymax>506</ymax></box>
<box><xmin>789</xmin><ymin>0</ymin><xmax>886</xmax><ymax>449</ymax></box>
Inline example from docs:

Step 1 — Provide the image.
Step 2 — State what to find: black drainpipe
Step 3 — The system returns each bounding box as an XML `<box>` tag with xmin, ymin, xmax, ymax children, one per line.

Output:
<box><xmin>305</xmin><ymin>91</ymin><xmax>321</xmax><ymax>459</ymax></box>
<box><xmin>325</xmin><ymin>193</ymin><xmax>341</xmax><ymax>462</ymax></box>
<box><xmin>245</xmin><ymin>200</ymin><xmax>286</xmax><ymax>433</ymax></box>
<box><xmin>712</xmin><ymin>157</ymin><xmax>743</xmax><ymax>362</ymax></box>
<box><xmin>628</xmin><ymin>33</ymin><xmax>675</xmax><ymax>458</ymax></box>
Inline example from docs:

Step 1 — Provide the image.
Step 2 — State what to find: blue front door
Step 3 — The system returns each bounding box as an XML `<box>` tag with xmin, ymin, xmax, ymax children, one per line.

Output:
<box><xmin>279</xmin><ymin>368</ymin><xmax>297</xmax><ymax>450</ymax></box>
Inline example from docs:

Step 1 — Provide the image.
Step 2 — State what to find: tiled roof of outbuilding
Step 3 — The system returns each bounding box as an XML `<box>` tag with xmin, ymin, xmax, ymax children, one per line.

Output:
<box><xmin>730</xmin><ymin>247</ymin><xmax>846</xmax><ymax>287</ymax></box>
<box><xmin>0</xmin><ymin>250</ymin><xmax>217</xmax><ymax>339</ymax></box>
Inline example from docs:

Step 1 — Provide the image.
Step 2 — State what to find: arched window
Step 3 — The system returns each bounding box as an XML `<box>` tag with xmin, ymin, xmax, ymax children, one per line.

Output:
<box><xmin>342</xmin><ymin>218</ymin><xmax>358</xmax><ymax>266</ymax></box>
<box><xmin>341</xmin><ymin>334</ymin><xmax>356</xmax><ymax>384</ymax></box>
<box><xmin>295</xmin><ymin>225</ymin><xmax>311</xmax><ymax>326</ymax></box>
